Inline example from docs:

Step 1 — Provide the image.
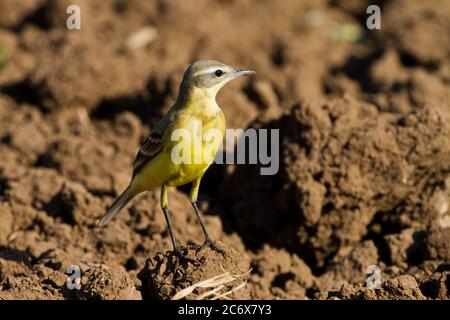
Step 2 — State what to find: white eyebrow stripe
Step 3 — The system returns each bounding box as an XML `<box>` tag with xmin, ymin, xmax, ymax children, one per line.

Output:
<box><xmin>194</xmin><ymin>66</ymin><xmax>228</xmax><ymax>76</ymax></box>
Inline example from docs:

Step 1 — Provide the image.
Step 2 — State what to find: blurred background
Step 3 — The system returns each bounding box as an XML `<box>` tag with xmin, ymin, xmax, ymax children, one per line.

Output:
<box><xmin>0</xmin><ymin>0</ymin><xmax>449</xmax><ymax>300</ymax></box>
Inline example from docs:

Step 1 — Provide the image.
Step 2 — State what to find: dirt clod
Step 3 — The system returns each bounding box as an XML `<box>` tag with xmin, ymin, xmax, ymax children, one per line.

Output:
<box><xmin>138</xmin><ymin>242</ymin><xmax>250</xmax><ymax>300</ymax></box>
<box><xmin>77</xmin><ymin>264</ymin><xmax>141</xmax><ymax>300</ymax></box>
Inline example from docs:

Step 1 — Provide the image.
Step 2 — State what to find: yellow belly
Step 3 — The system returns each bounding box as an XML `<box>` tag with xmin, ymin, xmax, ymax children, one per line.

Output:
<box><xmin>130</xmin><ymin>120</ymin><xmax>224</xmax><ymax>193</ymax></box>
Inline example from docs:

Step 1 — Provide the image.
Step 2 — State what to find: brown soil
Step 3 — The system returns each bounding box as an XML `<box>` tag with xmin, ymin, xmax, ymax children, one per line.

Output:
<box><xmin>138</xmin><ymin>242</ymin><xmax>251</xmax><ymax>300</ymax></box>
<box><xmin>0</xmin><ymin>0</ymin><xmax>449</xmax><ymax>300</ymax></box>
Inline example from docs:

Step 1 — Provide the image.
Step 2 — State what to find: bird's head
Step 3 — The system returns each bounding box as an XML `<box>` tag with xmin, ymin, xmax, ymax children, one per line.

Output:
<box><xmin>179</xmin><ymin>60</ymin><xmax>255</xmax><ymax>99</ymax></box>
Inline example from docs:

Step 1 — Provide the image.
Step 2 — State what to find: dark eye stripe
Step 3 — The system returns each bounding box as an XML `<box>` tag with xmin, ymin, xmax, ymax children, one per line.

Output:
<box><xmin>214</xmin><ymin>69</ymin><xmax>223</xmax><ymax>77</ymax></box>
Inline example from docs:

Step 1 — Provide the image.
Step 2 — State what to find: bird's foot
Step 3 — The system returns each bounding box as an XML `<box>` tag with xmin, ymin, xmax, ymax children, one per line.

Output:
<box><xmin>174</xmin><ymin>246</ymin><xmax>200</xmax><ymax>266</ymax></box>
<box><xmin>171</xmin><ymin>246</ymin><xmax>199</xmax><ymax>280</ymax></box>
<box><xmin>188</xmin><ymin>239</ymin><xmax>229</xmax><ymax>258</ymax></box>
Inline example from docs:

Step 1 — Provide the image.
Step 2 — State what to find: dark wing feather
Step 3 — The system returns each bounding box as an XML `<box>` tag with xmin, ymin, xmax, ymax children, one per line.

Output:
<box><xmin>132</xmin><ymin>113</ymin><xmax>174</xmax><ymax>176</ymax></box>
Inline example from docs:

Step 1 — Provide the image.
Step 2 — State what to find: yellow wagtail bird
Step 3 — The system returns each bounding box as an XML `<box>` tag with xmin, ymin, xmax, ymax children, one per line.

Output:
<box><xmin>98</xmin><ymin>60</ymin><xmax>255</xmax><ymax>259</ymax></box>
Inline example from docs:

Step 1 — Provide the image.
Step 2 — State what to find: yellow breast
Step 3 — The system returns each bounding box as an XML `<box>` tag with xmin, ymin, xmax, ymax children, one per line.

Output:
<box><xmin>130</xmin><ymin>93</ymin><xmax>226</xmax><ymax>192</ymax></box>
<box><xmin>166</xmin><ymin>109</ymin><xmax>225</xmax><ymax>186</ymax></box>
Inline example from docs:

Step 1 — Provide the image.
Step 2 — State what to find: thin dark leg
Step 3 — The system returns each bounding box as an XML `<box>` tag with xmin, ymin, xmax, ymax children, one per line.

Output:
<box><xmin>162</xmin><ymin>206</ymin><xmax>181</xmax><ymax>255</ymax></box>
<box><xmin>162</xmin><ymin>206</ymin><xmax>199</xmax><ymax>272</ymax></box>
<box><xmin>190</xmin><ymin>202</ymin><xmax>227</xmax><ymax>257</ymax></box>
<box><xmin>192</xmin><ymin>202</ymin><xmax>211</xmax><ymax>241</ymax></box>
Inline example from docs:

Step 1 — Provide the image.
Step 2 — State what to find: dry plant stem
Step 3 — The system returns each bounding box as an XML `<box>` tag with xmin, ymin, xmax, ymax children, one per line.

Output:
<box><xmin>196</xmin><ymin>284</ymin><xmax>225</xmax><ymax>300</ymax></box>
<box><xmin>211</xmin><ymin>280</ymin><xmax>248</xmax><ymax>300</ymax></box>
<box><xmin>171</xmin><ymin>269</ymin><xmax>251</xmax><ymax>300</ymax></box>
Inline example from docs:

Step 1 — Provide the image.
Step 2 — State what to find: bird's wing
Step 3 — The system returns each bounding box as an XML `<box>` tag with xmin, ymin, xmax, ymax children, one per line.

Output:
<box><xmin>132</xmin><ymin>112</ymin><xmax>174</xmax><ymax>176</ymax></box>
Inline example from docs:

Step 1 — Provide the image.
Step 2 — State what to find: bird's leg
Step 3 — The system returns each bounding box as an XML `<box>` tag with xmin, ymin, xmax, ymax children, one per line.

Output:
<box><xmin>161</xmin><ymin>206</ymin><xmax>182</xmax><ymax>257</ymax></box>
<box><xmin>161</xmin><ymin>185</ymin><xmax>198</xmax><ymax>272</ymax></box>
<box><xmin>189</xmin><ymin>177</ymin><xmax>227</xmax><ymax>258</ymax></box>
<box><xmin>190</xmin><ymin>201</ymin><xmax>227</xmax><ymax>257</ymax></box>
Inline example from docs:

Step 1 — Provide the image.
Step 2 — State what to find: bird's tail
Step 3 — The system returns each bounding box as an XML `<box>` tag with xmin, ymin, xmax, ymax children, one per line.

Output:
<box><xmin>98</xmin><ymin>186</ymin><xmax>132</xmax><ymax>227</ymax></box>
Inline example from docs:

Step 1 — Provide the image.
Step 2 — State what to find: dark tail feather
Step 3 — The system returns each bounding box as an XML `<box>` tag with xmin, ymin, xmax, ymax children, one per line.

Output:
<box><xmin>98</xmin><ymin>186</ymin><xmax>132</xmax><ymax>227</ymax></box>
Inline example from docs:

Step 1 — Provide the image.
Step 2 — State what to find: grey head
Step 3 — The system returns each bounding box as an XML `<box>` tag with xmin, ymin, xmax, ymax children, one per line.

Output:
<box><xmin>179</xmin><ymin>60</ymin><xmax>255</xmax><ymax>95</ymax></box>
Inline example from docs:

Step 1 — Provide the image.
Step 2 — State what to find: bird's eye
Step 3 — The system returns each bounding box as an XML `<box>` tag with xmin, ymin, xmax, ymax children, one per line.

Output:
<box><xmin>214</xmin><ymin>69</ymin><xmax>223</xmax><ymax>77</ymax></box>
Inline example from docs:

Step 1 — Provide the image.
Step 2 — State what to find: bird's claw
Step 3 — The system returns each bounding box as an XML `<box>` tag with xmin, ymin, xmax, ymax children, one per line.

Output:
<box><xmin>172</xmin><ymin>246</ymin><xmax>200</xmax><ymax>280</ymax></box>
<box><xmin>188</xmin><ymin>239</ymin><xmax>229</xmax><ymax>259</ymax></box>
